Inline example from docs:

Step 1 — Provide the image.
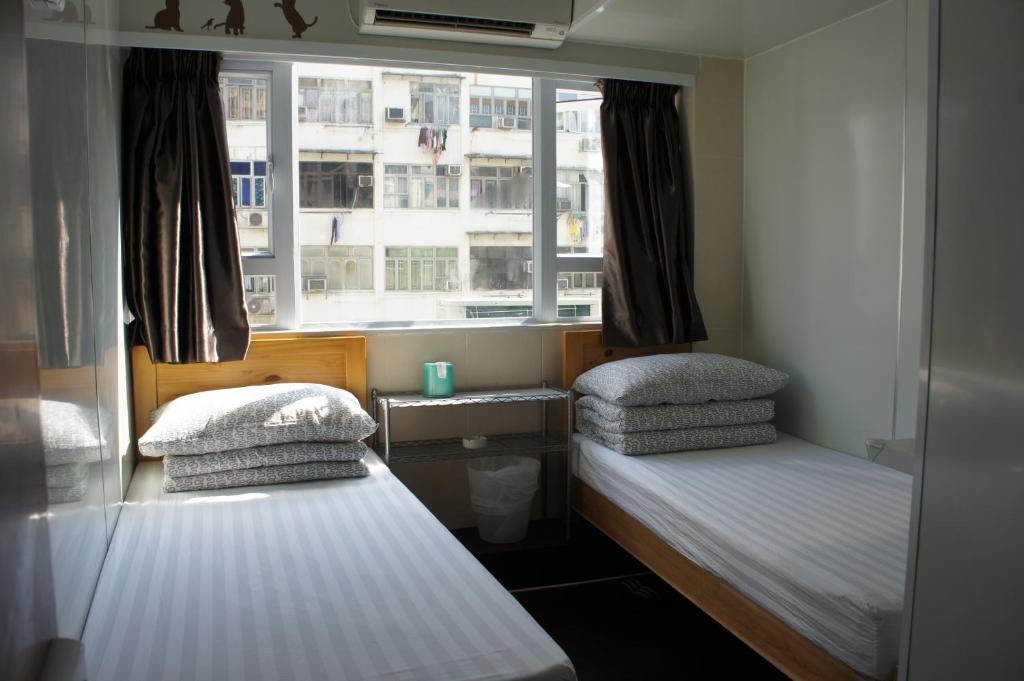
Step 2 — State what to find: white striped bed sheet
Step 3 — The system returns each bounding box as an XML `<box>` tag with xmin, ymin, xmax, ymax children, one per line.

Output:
<box><xmin>574</xmin><ymin>432</ymin><xmax>912</xmax><ymax>680</ymax></box>
<box><xmin>83</xmin><ymin>451</ymin><xmax>575</xmax><ymax>681</ymax></box>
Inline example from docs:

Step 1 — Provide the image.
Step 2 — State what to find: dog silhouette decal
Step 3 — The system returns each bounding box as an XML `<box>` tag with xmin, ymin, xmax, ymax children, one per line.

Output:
<box><xmin>274</xmin><ymin>0</ymin><xmax>318</xmax><ymax>38</ymax></box>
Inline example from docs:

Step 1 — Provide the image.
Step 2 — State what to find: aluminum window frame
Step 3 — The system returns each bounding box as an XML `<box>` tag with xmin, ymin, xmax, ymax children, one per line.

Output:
<box><xmin>221</xmin><ymin>60</ymin><xmax>601</xmax><ymax>330</ymax></box>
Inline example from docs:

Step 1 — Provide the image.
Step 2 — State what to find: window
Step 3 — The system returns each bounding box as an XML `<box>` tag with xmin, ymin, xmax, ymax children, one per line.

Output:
<box><xmin>384</xmin><ymin>164</ymin><xmax>460</xmax><ymax>209</ymax></box>
<box><xmin>298</xmin><ymin>77</ymin><xmax>372</xmax><ymax>124</ymax></box>
<box><xmin>469</xmin><ymin>85</ymin><xmax>531</xmax><ymax>129</ymax></box>
<box><xmin>221</xmin><ymin>76</ymin><xmax>268</xmax><ymax>121</ymax></box>
<box><xmin>470</xmin><ymin>246</ymin><xmax>532</xmax><ymax>291</ymax></box>
<box><xmin>556</xmin><ymin>87</ymin><xmax>604</xmax><ymax>319</ymax></box>
<box><xmin>470</xmin><ymin>165</ymin><xmax>533</xmax><ymax>210</ymax></box>
<box><xmin>244</xmin><ymin>274</ymin><xmax>276</xmax><ymax>325</ymax></box>
<box><xmin>410</xmin><ymin>82</ymin><xmax>460</xmax><ymax>125</ymax></box>
<box><xmin>232</xmin><ymin>63</ymin><xmax>604</xmax><ymax>326</ymax></box>
<box><xmin>385</xmin><ymin>247</ymin><xmax>459</xmax><ymax>291</ymax></box>
<box><xmin>299</xmin><ymin>161</ymin><xmax>373</xmax><ymax>209</ymax></box>
<box><xmin>221</xmin><ymin>71</ymin><xmax>272</xmax><ymax>257</ymax></box>
<box><xmin>301</xmin><ymin>245</ymin><xmax>373</xmax><ymax>291</ymax></box>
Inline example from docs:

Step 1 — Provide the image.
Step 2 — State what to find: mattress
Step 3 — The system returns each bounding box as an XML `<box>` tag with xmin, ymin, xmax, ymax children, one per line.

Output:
<box><xmin>574</xmin><ymin>432</ymin><xmax>912</xmax><ymax>680</ymax></box>
<box><xmin>84</xmin><ymin>452</ymin><xmax>575</xmax><ymax>681</ymax></box>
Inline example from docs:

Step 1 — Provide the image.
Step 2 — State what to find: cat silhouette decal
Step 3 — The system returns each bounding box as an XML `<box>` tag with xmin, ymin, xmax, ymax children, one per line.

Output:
<box><xmin>214</xmin><ymin>0</ymin><xmax>245</xmax><ymax>35</ymax></box>
<box><xmin>146</xmin><ymin>0</ymin><xmax>183</xmax><ymax>31</ymax></box>
<box><xmin>274</xmin><ymin>0</ymin><xmax>318</xmax><ymax>38</ymax></box>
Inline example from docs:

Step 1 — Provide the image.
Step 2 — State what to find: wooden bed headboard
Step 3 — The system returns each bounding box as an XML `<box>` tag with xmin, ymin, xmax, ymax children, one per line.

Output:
<box><xmin>131</xmin><ymin>335</ymin><xmax>367</xmax><ymax>460</ymax></box>
<box><xmin>561</xmin><ymin>330</ymin><xmax>690</xmax><ymax>390</ymax></box>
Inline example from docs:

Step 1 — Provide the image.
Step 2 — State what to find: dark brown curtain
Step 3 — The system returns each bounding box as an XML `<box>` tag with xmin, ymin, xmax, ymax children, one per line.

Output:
<box><xmin>122</xmin><ymin>49</ymin><xmax>250</xmax><ymax>364</ymax></box>
<box><xmin>598</xmin><ymin>79</ymin><xmax>707</xmax><ymax>347</ymax></box>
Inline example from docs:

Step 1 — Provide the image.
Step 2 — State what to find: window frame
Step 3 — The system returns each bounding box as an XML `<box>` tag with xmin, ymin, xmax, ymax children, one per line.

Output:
<box><xmin>226</xmin><ymin>61</ymin><xmax>602</xmax><ymax>329</ymax></box>
<box><xmin>297</xmin><ymin>76</ymin><xmax>373</xmax><ymax>125</ymax></box>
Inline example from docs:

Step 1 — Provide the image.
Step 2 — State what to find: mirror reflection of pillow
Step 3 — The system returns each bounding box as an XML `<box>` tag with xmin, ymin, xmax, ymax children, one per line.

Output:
<box><xmin>40</xmin><ymin>399</ymin><xmax>105</xmax><ymax>465</ymax></box>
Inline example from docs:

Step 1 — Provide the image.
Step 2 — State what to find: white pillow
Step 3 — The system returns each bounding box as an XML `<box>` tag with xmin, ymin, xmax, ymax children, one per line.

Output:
<box><xmin>139</xmin><ymin>383</ymin><xmax>377</xmax><ymax>456</ymax></box>
<box><xmin>573</xmin><ymin>353</ymin><xmax>788</xmax><ymax>406</ymax></box>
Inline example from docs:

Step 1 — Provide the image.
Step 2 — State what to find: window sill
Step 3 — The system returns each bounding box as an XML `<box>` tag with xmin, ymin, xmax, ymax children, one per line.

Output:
<box><xmin>254</xmin><ymin>318</ymin><xmax>600</xmax><ymax>335</ymax></box>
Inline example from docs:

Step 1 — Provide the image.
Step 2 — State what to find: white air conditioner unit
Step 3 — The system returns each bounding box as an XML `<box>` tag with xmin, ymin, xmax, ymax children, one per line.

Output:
<box><xmin>557</xmin><ymin>278</ymin><xmax>569</xmax><ymax>290</ymax></box>
<box><xmin>579</xmin><ymin>136</ymin><xmax>601</xmax><ymax>152</ymax></box>
<box><xmin>358</xmin><ymin>175</ymin><xmax>374</xmax><ymax>188</ymax></box>
<box><xmin>556</xmin><ymin>198</ymin><xmax>573</xmax><ymax>211</ymax></box>
<box><xmin>443</xmin><ymin>280</ymin><xmax>460</xmax><ymax>291</ymax></box>
<box><xmin>358</xmin><ymin>0</ymin><xmax>571</xmax><ymax>50</ymax></box>
<box><xmin>498</xmin><ymin>117</ymin><xmax>516</xmax><ymax>129</ymax></box>
<box><xmin>305</xmin><ymin>278</ymin><xmax>327</xmax><ymax>292</ymax></box>
<box><xmin>446</xmin><ymin>165</ymin><xmax>462</xmax><ymax>176</ymax></box>
<box><xmin>248</xmin><ymin>213</ymin><xmax>263</xmax><ymax>226</ymax></box>
<box><xmin>385</xmin><ymin>107</ymin><xmax>406</xmax><ymax>121</ymax></box>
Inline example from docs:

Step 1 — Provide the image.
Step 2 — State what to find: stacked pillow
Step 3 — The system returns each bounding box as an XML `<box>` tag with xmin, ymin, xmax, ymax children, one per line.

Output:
<box><xmin>41</xmin><ymin>399</ymin><xmax>105</xmax><ymax>504</ymax></box>
<box><xmin>139</xmin><ymin>383</ymin><xmax>378</xmax><ymax>492</ymax></box>
<box><xmin>573</xmin><ymin>354</ymin><xmax>788</xmax><ymax>456</ymax></box>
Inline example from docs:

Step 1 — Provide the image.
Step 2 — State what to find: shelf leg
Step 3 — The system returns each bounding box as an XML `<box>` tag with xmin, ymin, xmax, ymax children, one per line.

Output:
<box><xmin>382</xmin><ymin>399</ymin><xmax>392</xmax><ymax>467</ymax></box>
<box><xmin>565</xmin><ymin>392</ymin><xmax>574</xmax><ymax>542</ymax></box>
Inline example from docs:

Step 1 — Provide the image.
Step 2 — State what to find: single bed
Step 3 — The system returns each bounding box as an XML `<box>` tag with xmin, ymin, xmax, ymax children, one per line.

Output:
<box><xmin>83</xmin><ymin>335</ymin><xmax>575</xmax><ymax>681</ymax></box>
<box><xmin>563</xmin><ymin>330</ymin><xmax>912</xmax><ymax>681</ymax></box>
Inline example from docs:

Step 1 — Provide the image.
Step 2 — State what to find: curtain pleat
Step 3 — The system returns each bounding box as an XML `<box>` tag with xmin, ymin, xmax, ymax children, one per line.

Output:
<box><xmin>598</xmin><ymin>79</ymin><xmax>707</xmax><ymax>347</ymax></box>
<box><xmin>122</xmin><ymin>48</ymin><xmax>250</xmax><ymax>364</ymax></box>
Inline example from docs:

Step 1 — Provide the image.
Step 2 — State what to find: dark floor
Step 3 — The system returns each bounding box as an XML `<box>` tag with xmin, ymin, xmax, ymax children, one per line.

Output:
<box><xmin>456</xmin><ymin>517</ymin><xmax>788</xmax><ymax>681</ymax></box>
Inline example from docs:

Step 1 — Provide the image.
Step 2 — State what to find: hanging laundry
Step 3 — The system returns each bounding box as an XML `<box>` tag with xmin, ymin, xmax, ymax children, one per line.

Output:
<box><xmin>417</xmin><ymin>126</ymin><xmax>429</xmax><ymax>149</ymax></box>
<box><xmin>330</xmin><ymin>215</ymin><xmax>341</xmax><ymax>245</ymax></box>
<box><xmin>440</xmin><ymin>128</ymin><xmax>447</xmax><ymax>152</ymax></box>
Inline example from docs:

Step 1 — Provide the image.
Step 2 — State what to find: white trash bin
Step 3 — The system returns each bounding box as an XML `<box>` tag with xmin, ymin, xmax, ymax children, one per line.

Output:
<box><xmin>466</xmin><ymin>456</ymin><xmax>540</xmax><ymax>544</ymax></box>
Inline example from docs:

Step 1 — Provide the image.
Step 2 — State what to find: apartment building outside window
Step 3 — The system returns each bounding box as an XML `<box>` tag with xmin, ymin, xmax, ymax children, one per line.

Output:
<box><xmin>410</xmin><ymin>82</ymin><xmax>460</xmax><ymax>125</ymax></box>
<box><xmin>223</xmin><ymin>63</ymin><xmax>603</xmax><ymax>326</ymax></box>
<box><xmin>298</xmin><ymin>77</ymin><xmax>372</xmax><ymax>124</ymax></box>
<box><xmin>470</xmin><ymin>165</ymin><xmax>533</xmax><ymax>210</ymax></box>
<box><xmin>469</xmin><ymin>85</ymin><xmax>531</xmax><ymax>130</ymax></box>
<box><xmin>384</xmin><ymin>164</ymin><xmax>461</xmax><ymax>209</ymax></box>
<box><xmin>299</xmin><ymin>161</ymin><xmax>374</xmax><ymax>209</ymax></box>
<box><xmin>222</xmin><ymin>76</ymin><xmax>267</xmax><ymax>121</ymax></box>
<box><xmin>301</xmin><ymin>245</ymin><xmax>374</xmax><ymax>292</ymax></box>
<box><xmin>385</xmin><ymin>247</ymin><xmax>459</xmax><ymax>291</ymax></box>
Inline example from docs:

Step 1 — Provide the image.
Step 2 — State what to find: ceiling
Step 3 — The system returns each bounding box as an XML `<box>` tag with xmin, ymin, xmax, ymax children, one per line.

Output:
<box><xmin>568</xmin><ymin>0</ymin><xmax>890</xmax><ymax>58</ymax></box>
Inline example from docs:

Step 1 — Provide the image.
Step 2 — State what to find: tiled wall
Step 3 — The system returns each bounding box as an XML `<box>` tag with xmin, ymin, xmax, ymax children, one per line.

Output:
<box><xmin>686</xmin><ymin>58</ymin><xmax>745</xmax><ymax>358</ymax></box>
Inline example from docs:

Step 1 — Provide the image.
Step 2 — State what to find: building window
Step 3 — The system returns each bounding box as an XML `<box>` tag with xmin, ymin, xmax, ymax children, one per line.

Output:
<box><xmin>556</xmin><ymin>108</ymin><xmax>600</xmax><ymax>134</ymax></box>
<box><xmin>385</xmin><ymin>247</ymin><xmax>459</xmax><ymax>291</ymax></box>
<box><xmin>558</xmin><ymin>272</ymin><xmax>603</xmax><ymax>290</ymax></box>
<box><xmin>230</xmin><ymin>161</ymin><xmax>268</xmax><ymax>209</ymax></box>
<box><xmin>244</xmin><ymin>274</ymin><xmax>276</xmax><ymax>325</ymax></box>
<box><xmin>221</xmin><ymin>76</ymin><xmax>268</xmax><ymax>121</ymax></box>
<box><xmin>556</xmin><ymin>170</ymin><xmax>590</xmax><ymax>213</ymax></box>
<box><xmin>299</xmin><ymin>161</ymin><xmax>374</xmax><ymax>209</ymax></box>
<box><xmin>384</xmin><ymin>164</ymin><xmax>460</xmax><ymax>209</ymax></box>
<box><xmin>301</xmin><ymin>245</ymin><xmax>373</xmax><ymax>291</ymax></box>
<box><xmin>298</xmin><ymin>78</ymin><xmax>372</xmax><ymax>124</ymax></box>
<box><xmin>410</xmin><ymin>82</ymin><xmax>460</xmax><ymax>125</ymax></box>
<box><xmin>470</xmin><ymin>165</ymin><xmax>532</xmax><ymax>210</ymax></box>
<box><xmin>470</xmin><ymin>246</ymin><xmax>532</xmax><ymax>291</ymax></box>
<box><xmin>469</xmin><ymin>86</ymin><xmax>531</xmax><ymax>129</ymax></box>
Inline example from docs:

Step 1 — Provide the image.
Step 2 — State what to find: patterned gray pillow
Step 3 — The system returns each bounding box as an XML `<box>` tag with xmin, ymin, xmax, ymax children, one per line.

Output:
<box><xmin>139</xmin><ymin>383</ymin><xmax>377</xmax><ymax>457</ymax></box>
<box><xmin>573</xmin><ymin>353</ymin><xmax>788</xmax><ymax>406</ymax></box>
<box><xmin>576</xmin><ymin>395</ymin><xmax>774</xmax><ymax>433</ymax></box>
<box><xmin>163</xmin><ymin>441</ymin><xmax>367</xmax><ymax>478</ymax></box>
<box><xmin>163</xmin><ymin>460</ymin><xmax>369</xmax><ymax>493</ymax></box>
<box><xmin>578</xmin><ymin>419</ymin><xmax>777</xmax><ymax>456</ymax></box>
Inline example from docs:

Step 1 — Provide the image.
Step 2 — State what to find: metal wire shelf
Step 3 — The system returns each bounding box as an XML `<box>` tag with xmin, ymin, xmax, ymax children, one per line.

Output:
<box><xmin>387</xmin><ymin>433</ymin><xmax>566</xmax><ymax>465</ymax></box>
<box><xmin>373</xmin><ymin>387</ymin><xmax>570</xmax><ymax>408</ymax></box>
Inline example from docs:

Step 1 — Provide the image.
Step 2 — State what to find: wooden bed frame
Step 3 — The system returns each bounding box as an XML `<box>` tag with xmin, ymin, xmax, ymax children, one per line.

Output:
<box><xmin>130</xmin><ymin>335</ymin><xmax>367</xmax><ymax>461</ymax></box>
<box><xmin>562</xmin><ymin>330</ymin><xmax>870</xmax><ymax>681</ymax></box>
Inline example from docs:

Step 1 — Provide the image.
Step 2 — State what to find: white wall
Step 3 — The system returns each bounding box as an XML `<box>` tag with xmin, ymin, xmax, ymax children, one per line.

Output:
<box><xmin>743</xmin><ymin>0</ymin><xmax>908</xmax><ymax>457</ymax></box>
